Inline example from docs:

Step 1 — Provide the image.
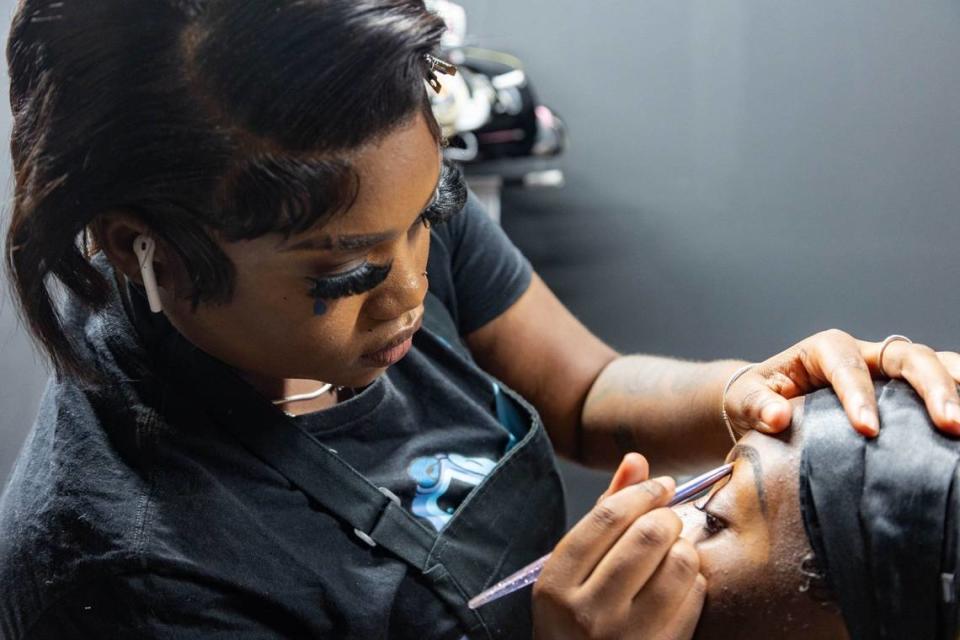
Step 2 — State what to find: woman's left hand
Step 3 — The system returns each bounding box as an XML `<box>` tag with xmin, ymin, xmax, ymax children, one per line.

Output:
<box><xmin>723</xmin><ymin>329</ymin><xmax>960</xmax><ymax>438</ymax></box>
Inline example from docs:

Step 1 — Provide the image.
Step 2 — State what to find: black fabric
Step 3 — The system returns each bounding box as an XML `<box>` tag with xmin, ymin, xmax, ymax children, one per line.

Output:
<box><xmin>799</xmin><ymin>380</ymin><xmax>960</xmax><ymax>640</ymax></box>
<box><xmin>0</xmin><ymin>193</ymin><xmax>566</xmax><ymax>639</ymax></box>
<box><xmin>289</xmin><ymin>295</ymin><xmax>517</xmax><ymax>535</ymax></box>
<box><xmin>426</xmin><ymin>191</ymin><xmax>533</xmax><ymax>337</ymax></box>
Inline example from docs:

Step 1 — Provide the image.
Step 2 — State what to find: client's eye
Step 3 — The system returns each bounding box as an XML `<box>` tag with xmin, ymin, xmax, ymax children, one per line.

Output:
<box><xmin>306</xmin><ymin>260</ymin><xmax>392</xmax><ymax>300</ymax></box>
<box><xmin>695</xmin><ymin>503</ymin><xmax>728</xmax><ymax>537</ymax></box>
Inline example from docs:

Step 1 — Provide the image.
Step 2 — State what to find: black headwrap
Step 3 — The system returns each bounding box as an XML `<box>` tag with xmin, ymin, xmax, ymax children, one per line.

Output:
<box><xmin>799</xmin><ymin>380</ymin><xmax>960</xmax><ymax>640</ymax></box>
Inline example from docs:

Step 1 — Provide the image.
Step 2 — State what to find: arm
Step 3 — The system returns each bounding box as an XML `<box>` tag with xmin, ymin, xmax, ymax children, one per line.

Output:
<box><xmin>466</xmin><ymin>273</ymin><xmax>734</xmax><ymax>474</ymax></box>
<box><xmin>578</xmin><ymin>355</ymin><xmax>739</xmax><ymax>474</ymax></box>
<box><xmin>467</xmin><ymin>273</ymin><xmax>960</xmax><ymax>476</ymax></box>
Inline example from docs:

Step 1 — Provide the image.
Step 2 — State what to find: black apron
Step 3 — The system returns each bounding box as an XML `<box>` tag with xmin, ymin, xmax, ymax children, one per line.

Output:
<box><xmin>145</xmin><ymin>290</ymin><xmax>567</xmax><ymax>639</ymax></box>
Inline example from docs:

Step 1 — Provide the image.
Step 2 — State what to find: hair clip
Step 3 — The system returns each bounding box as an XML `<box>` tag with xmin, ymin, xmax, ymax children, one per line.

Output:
<box><xmin>424</xmin><ymin>53</ymin><xmax>458</xmax><ymax>94</ymax></box>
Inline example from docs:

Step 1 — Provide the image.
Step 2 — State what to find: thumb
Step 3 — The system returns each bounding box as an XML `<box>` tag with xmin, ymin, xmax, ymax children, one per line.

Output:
<box><xmin>726</xmin><ymin>382</ymin><xmax>793</xmax><ymax>434</ymax></box>
<box><xmin>598</xmin><ymin>452</ymin><xmax>649</xmax><ymax>503</ymax></box>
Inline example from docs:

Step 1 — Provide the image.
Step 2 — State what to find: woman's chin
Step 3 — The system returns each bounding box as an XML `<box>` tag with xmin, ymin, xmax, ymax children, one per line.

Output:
<box><xmin>330</xmin><ymin>367</ymin><xmax>386</xmax><ymax>390</ymax></box>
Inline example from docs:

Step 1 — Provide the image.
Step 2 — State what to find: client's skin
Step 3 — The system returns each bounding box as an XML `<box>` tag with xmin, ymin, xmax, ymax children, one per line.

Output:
<box><xmin>673</xmin><ymin>403</ymin><xmax>851</xmax><ymax>640</ymax></box>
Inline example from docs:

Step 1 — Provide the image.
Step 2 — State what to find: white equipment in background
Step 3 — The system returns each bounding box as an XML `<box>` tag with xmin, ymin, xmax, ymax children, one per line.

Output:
<box><xmin>425</xmin><ymin>0</ymin><xmax>568</xmax><ymax>223</ymax></box>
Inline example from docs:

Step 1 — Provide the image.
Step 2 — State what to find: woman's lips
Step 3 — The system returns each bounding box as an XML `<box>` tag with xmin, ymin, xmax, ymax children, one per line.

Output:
<box><xmin>360</xmin><ymin>317</ymin><xmax>423</xmax><ymax>368</ymax></box>
<box><xmin>361</xmin><ymin>336</ymin><xmax>414</xmax><ymax>368</ymax></box>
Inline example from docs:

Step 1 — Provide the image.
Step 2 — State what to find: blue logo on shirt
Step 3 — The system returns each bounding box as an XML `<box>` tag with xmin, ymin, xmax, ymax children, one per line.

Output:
<box><xmin>407</xmin><ymin>454</ymin><xmax>496</xmax><ymax>531</ymax></box>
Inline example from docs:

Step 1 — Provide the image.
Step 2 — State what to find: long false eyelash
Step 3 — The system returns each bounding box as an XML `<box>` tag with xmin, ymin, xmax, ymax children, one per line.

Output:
<box><xmin>306</xmin><ymin>261</ymin><xmax>392</xmax><ymax>299</ymax></box>
<box><xmin>417</xmin><ymin>188</ymin><xmax>440</xmax><ymax>229</ymax></box>
<box><xmin>421</xmin><ymin>162</ymin><xmax>468</xmax><ymax>227</ymax></box>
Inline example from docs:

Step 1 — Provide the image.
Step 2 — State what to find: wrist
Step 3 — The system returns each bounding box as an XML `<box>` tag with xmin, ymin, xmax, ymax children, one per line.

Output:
<box><xmin>718</xmin><ymin>362</ymin><xmax>755</xmax><ymax>444</ymax></box>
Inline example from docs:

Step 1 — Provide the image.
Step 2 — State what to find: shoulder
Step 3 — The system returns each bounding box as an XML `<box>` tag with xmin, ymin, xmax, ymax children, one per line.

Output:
<box><xmin>428</xmin><ymin>189</ymin><xmax>485</xmax><ymax>262</ymax></box>
<box><xmin>0</xmin><ymin>378</ymin><xmax>154</xmax><ymax>554</ymax></box>
<box><xmin>427</xmin><ymin>190</ymin><xmax>533</xmax><ymax>336</ymax></box>
<box><xmin>0</xmin><ymin>372</ymin><xmax>261</xmax><ymax>633</ymax></box>
<box><xmin>0</xmin><ymin>380</ymin><xmax>160</xmax><ymax>634</ymax></box>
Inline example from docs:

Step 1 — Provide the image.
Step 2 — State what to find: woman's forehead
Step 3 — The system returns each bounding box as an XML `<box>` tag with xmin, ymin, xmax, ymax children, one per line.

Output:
<box><xmin>315</xmin><ymin>121</ymin><xmax>442</xmax><ymax>232</ymax></box>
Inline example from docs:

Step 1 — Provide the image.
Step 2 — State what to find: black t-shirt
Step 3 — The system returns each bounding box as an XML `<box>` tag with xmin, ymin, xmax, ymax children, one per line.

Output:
<box><xmin>292</xmin><ymin>190</ymin><xmax>533</xmax><ymax>535</ymax></box>
<box><xmin>0</xmin><ymin>193</ymin><xmax>540</xmax><ymax>639</ymax></box>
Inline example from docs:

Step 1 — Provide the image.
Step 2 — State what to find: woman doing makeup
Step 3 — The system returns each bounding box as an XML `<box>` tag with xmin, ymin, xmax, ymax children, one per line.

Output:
<box><xmin>2</xmin><ymin>1</ymin><xmax>959</xmax><ymax>638</ymax></box>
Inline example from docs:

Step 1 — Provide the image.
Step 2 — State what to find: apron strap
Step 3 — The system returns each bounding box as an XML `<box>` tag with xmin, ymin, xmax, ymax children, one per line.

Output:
<box><xmin>153</xmin><ymin>322</ymin><xmax>440</xmax><ymax>569</ymax></box>
<box><xmin>222</xmin><ymin>402</ymin><xmax>438</xmax><ymax>569</ymax></box>
<box><xmin>222</xmin><ymin>403</ymin><xmax>492</xmax><ymax>637</ymax></box>
<box><xmin>152</xmin><ymin>290</ymin><xmax>493</xmax><ymax>638</ymax></box>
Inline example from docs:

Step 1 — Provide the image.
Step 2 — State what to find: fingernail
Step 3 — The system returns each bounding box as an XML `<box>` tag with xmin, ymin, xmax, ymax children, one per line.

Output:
<box><xmin>859</xmin><ymin>407</ymin><xmax>879</xmax><ymax>436</ymax></box>
<box><xmin>945</xmin><ymin>402</ymin><xmax>960</xmax><ymax>430</ymax></box>
<box><xmin>760</xmin><ymin>403</ymin><xmax>779</xmax><ymax>426</ymax></box>
<box><xmin>756</xmin><ymin>421</ymin><xmax>777</xmax><ymax>434</ymax></box>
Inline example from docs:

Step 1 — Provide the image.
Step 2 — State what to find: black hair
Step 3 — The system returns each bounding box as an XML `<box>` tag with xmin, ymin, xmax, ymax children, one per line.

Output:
<box><xmin>5</xmin><ymin>0</ymin><xmax>453</xmax><ymax>382</ymax></box>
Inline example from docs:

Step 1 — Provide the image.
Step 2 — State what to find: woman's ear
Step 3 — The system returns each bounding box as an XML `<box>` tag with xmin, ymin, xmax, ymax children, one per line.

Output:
<box><xmin>90</xmin><ymin>213</ymin><xmax>167</xmax><ymax>288</ymax></box>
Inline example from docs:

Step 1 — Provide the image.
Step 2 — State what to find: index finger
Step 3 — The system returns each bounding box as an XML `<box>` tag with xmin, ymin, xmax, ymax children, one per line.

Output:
<box><xmin>809</xmin><ymin>331</ymin><xmax>880</xmax><ymax>436</ymax></box>
<box><xmin>544</xmin><ymin>477</ymin><xmax>677</xmax><ymax>587</ymax></box>
<box><xmin>869</xmin><ymin>341</ymin><xmax>960</xmax><ymax>435</ymax></box>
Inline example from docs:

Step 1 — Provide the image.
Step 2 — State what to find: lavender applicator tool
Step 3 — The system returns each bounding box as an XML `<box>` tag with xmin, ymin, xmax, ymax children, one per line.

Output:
<box><xmin>467</xmin><ymin>462</ymin><xmax>734</xmax><ymax>609</ymax></box>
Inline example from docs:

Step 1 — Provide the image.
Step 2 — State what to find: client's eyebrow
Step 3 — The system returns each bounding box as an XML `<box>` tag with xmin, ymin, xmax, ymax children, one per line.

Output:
<box><xmin>727</xmin><ymin>444</ymin><xmax>768</xmax><ymax>517</ymax></box>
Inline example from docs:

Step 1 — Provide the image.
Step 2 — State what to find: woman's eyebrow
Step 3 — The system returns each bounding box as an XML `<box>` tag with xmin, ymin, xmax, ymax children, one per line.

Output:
<box><xmin>283</xmin><ymin>230</ymin><xmax>395</xmax><ymax>253</ymax></box>
<box><xmin>280</xmin><ymin>170</ymin><xmax>443</xmax><ymax>253</ymax></box>
<box><xmin>727</xmin><ymin>444</ymin><xmax>768</xmax><ymax>516</ymax></box>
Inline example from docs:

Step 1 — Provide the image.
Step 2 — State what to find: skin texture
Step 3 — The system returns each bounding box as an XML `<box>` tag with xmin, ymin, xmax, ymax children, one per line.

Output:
<box><xmin>674</xmin><ymin>404</ymin><xmax>850</xmax><ymax>640</ymax></box>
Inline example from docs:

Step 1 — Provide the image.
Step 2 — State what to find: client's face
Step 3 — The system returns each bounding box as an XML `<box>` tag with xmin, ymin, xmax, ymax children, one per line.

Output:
<box><xmin>675</xmin><ymin>416</ymin><xmax>849</xmax><ymax>640</ymax></box>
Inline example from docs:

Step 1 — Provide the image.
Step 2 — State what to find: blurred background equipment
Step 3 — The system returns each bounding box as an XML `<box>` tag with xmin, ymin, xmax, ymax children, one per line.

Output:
<box><xmin>426</xmin><ymin>0</ymin><xmax>567</xmax><ymax>221</ymax></box>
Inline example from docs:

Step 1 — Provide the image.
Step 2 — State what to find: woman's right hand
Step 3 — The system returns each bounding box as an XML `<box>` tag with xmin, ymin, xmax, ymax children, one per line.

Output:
<box><xmin>532</xmin><ymin>454</ymin><xmax>706</xmax><ymax>640</ymax></box>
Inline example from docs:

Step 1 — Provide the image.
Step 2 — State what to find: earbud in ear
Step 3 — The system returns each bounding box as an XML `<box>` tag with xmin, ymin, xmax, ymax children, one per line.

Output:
<box><xmin>132</xmin><ymin>234</ymin><xmax>162</xmax><ymax>313</ymax></box>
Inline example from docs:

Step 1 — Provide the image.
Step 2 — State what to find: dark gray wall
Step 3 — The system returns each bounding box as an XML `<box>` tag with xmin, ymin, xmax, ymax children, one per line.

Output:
<box><xmin>461</xmin><ymin>0</ymin><xmax>960</xmax><ymax>517</ymax></box>
<box><xmin>2</xmin><ymin>2</ymin><xmax>960</xmax><ymax>522</ymax></box>
<box><xmin>463</xmin><ymin>0</ymin><xmax>960</xmax><ymax>357</ymax></box>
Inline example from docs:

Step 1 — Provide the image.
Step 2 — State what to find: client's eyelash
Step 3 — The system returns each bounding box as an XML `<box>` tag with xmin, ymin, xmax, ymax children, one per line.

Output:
<box><xmin>695</xmin><ymin>503</ymin><xmax>728</xmax><ymax>537</ymax></box>
<box><xmin>306</xmin><ymin>261</ymin><xmax>392</xmax><ymax>300</ymax></box>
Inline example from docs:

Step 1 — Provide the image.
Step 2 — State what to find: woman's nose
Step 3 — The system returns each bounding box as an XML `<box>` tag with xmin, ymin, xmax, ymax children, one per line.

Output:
<box><xmin>364</xmin><ymin>256</ymin><xmax>427</xmax><ymax>321</ymax></box>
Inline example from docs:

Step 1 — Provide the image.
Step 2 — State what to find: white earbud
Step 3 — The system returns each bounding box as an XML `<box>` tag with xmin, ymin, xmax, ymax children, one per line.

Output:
<box><xmin>132</xmin><ymin>234</ymin><xmax>162</xmax><ymax>313</ymax></box>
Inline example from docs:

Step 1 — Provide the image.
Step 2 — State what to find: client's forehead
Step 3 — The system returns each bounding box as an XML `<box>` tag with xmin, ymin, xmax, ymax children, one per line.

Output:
<box><xmin>735</xmin><ymin>429</ymin><xmax>804</xmax><ymax>519</ymax></box>
<box><xmin>726</xmin><ymin>444</ymin><xmax>768</xmax><ymax>516</ymax></box>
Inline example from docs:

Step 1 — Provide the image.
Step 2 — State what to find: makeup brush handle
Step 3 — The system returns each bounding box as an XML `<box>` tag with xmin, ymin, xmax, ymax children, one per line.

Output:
<box><xmin>467</xmin><ymin>463</ymin><xmax>734</xmax><ymax>610</ymax></box>
<box><xmin>468</xmin><ymin>553</ymin><xmax>550</xmax><ymax>610</ymax></box>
